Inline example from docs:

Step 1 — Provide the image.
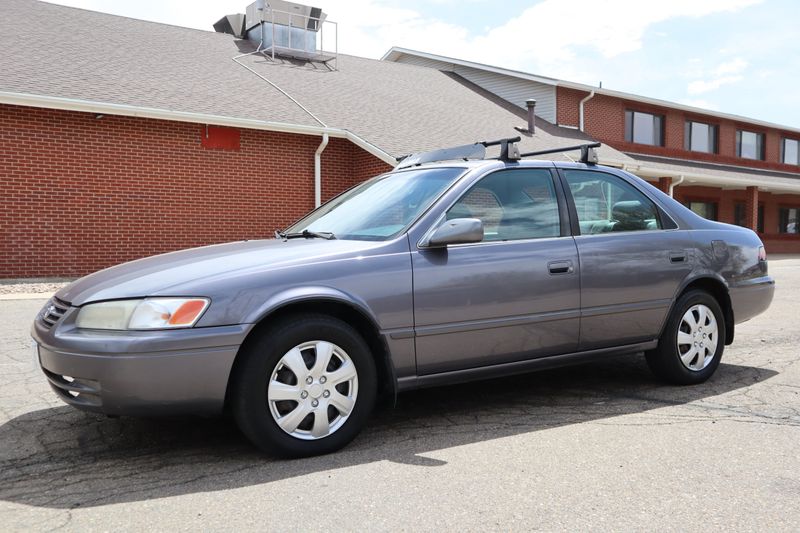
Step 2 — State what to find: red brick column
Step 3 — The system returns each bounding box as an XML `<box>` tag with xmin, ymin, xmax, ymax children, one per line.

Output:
<box><xmin>745</xmin><ymin>186</ymin><xmax>759</xmax><ymax>231</ymax></box>
<box><xmin>657</xmin><ymin>177</ymin><xmax>672</xmax><ymax>194</ymax></box>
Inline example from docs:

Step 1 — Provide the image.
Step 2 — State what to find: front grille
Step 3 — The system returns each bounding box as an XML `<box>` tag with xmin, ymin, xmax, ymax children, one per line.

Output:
<box><xmin>40</xmin><ymin>298</ymin><xmax>70</xmax><ymax>329</ymax></box>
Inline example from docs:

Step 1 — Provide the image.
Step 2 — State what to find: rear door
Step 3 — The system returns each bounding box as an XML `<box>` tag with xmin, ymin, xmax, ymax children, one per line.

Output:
<box><xmin>559</xmin><ymin>168</ymin><xmax>694</xmax><ymax>351</ymax></box>
<box><xmin>411</xmin><ymin>167</ymin><xmax>580</xmax><ymax>375</ymax></box>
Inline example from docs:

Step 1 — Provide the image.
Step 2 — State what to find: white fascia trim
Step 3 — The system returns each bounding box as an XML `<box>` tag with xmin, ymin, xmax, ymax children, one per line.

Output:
<box><xmin>602</xmin><ymin>157</ymin><xmax>800</xmax><ymax>194</ymax></box>
<box><xmin>381</xmin><ymin>47</ymin><xmax>560</xmax><ymax>86</ymax></box>
<box><xmin>0</xmin><ymin>90</ymin><xmax>397</xmax><ymax>166</ymax></box>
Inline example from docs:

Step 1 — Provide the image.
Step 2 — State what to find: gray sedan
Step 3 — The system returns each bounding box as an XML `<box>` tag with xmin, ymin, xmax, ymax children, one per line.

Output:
<box><xmin>31</xmin><ymin>143</ymin><xmax>775</xmax><ymax>457</ymax></box>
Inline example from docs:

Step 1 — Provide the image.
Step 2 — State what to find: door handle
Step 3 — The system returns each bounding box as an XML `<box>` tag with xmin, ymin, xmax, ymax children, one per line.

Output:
<box><xmin>548</xmin><ymin>260</ymin><xmax>574</xmax><ymax>275</ymax></box>
<box><xmin>669</xmin><ymin>251</ymin><xmax>688</xmax><ymax>263</ymax></box>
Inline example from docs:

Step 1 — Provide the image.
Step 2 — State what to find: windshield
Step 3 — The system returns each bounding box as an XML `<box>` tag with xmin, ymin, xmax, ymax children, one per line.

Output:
<box><xmin>285</xmin><ymin>167</ymin><xmax>466</xmax><ymax>241</ymax></box>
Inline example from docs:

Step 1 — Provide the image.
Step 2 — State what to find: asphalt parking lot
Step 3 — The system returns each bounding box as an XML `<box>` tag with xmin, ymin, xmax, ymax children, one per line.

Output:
<box><xmin>1</xmin><ymin>259</ymin><xmax>799</xmax><ymax>532</ymax></box>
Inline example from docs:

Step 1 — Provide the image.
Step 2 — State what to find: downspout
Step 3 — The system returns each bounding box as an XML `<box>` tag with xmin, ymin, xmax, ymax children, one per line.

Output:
<box><xmin>579</xmin><ymin>90</ymin><xmax>595</xmax><ymax>132</ymax></box>
<box><xmin>669</xmin><ymin>175</ymin><xmax>685</xmax><ymax>198</ymax></box>
<box><xmin>314</xmin><ymin>133</ymin><xmax>329</xmax><ymax>207</ymax></box>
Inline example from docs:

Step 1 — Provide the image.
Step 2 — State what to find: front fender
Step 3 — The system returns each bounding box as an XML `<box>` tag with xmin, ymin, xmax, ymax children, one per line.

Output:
<box><xmin>244</xmin><ymin>285</ymin><xmax>379</xmax><ymax>326</ymax></box>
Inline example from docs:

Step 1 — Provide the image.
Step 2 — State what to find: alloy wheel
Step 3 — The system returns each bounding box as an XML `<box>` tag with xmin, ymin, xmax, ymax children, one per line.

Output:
<box><xmin>676</xmin><ymin>304</ymin><xmax>719</xmax><ymax>371</ymax></box>
<box><xmin>267</xmin><ymin>341</ymin><xmax>359</xmax><ymax>440</ymax></box>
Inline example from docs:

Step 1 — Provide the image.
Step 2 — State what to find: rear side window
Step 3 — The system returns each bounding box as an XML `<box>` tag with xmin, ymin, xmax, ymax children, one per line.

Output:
<box><xmin>447</xmin><ymin>169</ymin><xmax>560</xmax><ymax>241</ymax></box>
<box><xmin>564</xmin><ymin>170</ymin><xmax>661</xmax><ymax>234</ymax></box>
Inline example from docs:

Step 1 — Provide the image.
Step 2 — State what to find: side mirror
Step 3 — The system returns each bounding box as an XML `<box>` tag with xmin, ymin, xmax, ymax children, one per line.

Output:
<box><xmin>425</xmin><ymin>218</ymin><xmax>484</xmax><ymax>247</ymax></box>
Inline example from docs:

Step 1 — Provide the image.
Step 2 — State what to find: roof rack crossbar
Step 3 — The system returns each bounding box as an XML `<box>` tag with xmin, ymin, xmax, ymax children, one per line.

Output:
<box><xmin>395</xmin><ymin>138</ymin><xmax>601</xmax><ymax>169</ymax></box>
<box><xmin>480</xmin><ymin>136</ymin><xmax>521</xmax><ymax>161</ymax></box>
<box><xmin>519</xmin><ymin>142</ymin><xmax>601</xmax><ymax>164</ymax></box>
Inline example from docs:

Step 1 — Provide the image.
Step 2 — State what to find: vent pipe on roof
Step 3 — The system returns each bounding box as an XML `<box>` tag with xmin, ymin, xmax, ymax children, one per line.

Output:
<box><xmin>526</xmin><ymin>99</ymin><xmax>536</xmax><ymax>133</ymax></box>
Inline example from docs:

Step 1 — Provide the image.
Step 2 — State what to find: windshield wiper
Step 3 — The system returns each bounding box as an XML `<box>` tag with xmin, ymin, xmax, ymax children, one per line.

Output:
<box><xmin>275</xmin><ymin>229</ymin><xmax>336</xmax><ymax>240</ymax></box>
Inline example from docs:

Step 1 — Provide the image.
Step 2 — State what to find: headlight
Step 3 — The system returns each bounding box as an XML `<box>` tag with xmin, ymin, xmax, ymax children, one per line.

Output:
<box><xmin>75</xmin><ymin>298</ymin><xmax>210</xmax><ymax>330</ymax></box>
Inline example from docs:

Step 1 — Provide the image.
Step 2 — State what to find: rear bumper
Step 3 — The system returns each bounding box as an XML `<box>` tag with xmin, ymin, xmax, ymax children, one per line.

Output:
<box><xmin>730</xmin><ymin>275</ymin><xmax>775</xmax><ymax>325</ymax></box>
<box><xmin>32</xmin><ymin>314</ymin><xmax>249</xmax><ymax>416</ymax></box>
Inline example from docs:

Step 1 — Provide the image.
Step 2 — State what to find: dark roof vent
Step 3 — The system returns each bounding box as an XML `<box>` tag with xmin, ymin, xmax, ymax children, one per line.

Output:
<box><xmin>213</xmin><ymin>14</ymin><xmax>246</xmax><ymax>38</ymax></box>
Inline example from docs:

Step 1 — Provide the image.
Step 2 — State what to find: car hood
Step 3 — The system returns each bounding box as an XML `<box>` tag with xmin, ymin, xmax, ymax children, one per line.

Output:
<box><xmin>57</xmin><ymin>238</ymin><xmax>386</xmax><ymax>306</ymax></box>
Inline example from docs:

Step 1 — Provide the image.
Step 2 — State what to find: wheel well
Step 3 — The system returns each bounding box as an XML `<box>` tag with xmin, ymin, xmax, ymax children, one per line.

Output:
<box><xmin>680</xmin><ymin>278</ymin><xmax>735</xmax><ymax>345</ymax></box>
<box><xmin>225</xmin><ymin>300</ymin><xmax>396</xmax><ymax>409</ymax></box>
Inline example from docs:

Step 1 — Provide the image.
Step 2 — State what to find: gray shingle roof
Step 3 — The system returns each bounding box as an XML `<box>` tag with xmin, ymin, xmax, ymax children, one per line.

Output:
<box><xmin>0</xmin><ymin>0</ymin><xmax>632</xmax><ymax>162</ymax></box>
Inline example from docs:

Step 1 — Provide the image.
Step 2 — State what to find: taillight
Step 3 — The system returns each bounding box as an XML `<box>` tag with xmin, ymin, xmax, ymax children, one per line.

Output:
<box><xmin>758</xmin><ymin>246</ymin><xmax>767</xmax><ymax>262</ymax></box>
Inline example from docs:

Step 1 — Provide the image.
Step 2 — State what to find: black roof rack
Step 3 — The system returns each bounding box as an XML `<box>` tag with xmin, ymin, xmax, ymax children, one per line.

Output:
<box><xmin>395</xmin><ymin>138</ymin><xmax>601</xmax><ymax>169</ymax></box>
<box><xmin>520</xmin><ymin>142</ymin><xmax>601</xmax><ymax>164</ymax></box>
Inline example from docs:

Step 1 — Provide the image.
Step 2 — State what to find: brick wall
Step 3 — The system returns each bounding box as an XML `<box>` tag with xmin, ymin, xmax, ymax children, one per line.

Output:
<box><xmin>0</xmin><ymin>104</ymin><xmax>392</xmax><ymax>278</ymax></box>
<box><xmin>652</xmin><ymin>183</ymin><xmax>800</xmax><ymax>253</ymax></box>
<box><xmin>556</xmin><ymin>87</ymin><xmax>800</xmax><ymax>173</ymax></box>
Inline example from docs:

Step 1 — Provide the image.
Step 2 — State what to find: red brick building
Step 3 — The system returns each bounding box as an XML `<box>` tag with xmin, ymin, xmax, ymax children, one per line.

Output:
<box><xmin>385</xmin><ymin>48</ymin><xmax>800</xmax><ymax>254</ymax></box>
<box><xmin>1</xmin><ymin>0</ymin><xmax>602</xmax><ymax>278</ymax></box>
<box><xmin>4</xmin><ymin>2</ymin><xmax>798</xmax><ymax>280</ymax></box>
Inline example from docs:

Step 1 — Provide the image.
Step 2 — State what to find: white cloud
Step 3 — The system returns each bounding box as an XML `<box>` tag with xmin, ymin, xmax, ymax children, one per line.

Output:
<box><xmin>687</xmin><ymin>75</ymin><xmax>744</xmax><ymax>94</ymax></box>
<box><xmin>713</xmin><ymin>57</ymin><xmax>748</xmax><ymax>76</ymax></box>
<box><xmin>49</xmin><ymin>0</ymin><xmax>764</xmax><ymax>77</ymax></box>
<box><xmin>686</xmin><ymin>57</ymin><xmax>748</xmax><ymax>94</ymax></box>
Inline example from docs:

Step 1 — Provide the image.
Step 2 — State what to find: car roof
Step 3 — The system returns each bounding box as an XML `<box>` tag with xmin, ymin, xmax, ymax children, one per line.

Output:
<box><xmin>389</xmin><ymin>158</ymin><xmax>621</xmax><ymax>173</ymax></box>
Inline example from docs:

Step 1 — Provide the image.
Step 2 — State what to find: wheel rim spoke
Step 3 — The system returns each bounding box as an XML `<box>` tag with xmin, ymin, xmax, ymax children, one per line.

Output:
<box><xmin>697</xmin><ymin>306</ymin><xmax>708</xmax><ymax>328</ymax></box>
<box><xmin>328</xmin><ymin>360</ymin><xmax>357</xmax><ymax>385</ymax></box>
<box><xmin>310</xmin><ymin>410</ymin><xmax>331</xmax><ymax>438</ymax></box>
<box><xmin>329</xmin><ymin>390</ymin><xmax>355</xmax><ymax>416</ymax></box>
<box><xmin>682</xmin><ymin>309</ymin><xmax>698</xmax><ymax>331</ymax></box>
<box><xmin>677</xmin><ymin>331</ymin><xmax>693</xmax><ymax>345</ymax></box>
<box><xmin>268</xmin><ymin>381</ymin><xmax>302</xmax><ymax>402</ymax></box>
<box><xmin>278</xmin><ymin>403</ymin><xmax>311</xmax><ymax>433</ymax></box>
<box><xmin>681</xmin><ymin>346</ymin><xmax>697</xmax><ymax>367</ymax></box>
<box><xmin>310</xmin><ymin>341</ymin><xmax>334</xmax><ymax>378</ymax></box>
<box><xmin>280</xmin><ymin>347</ymin><xmax>308</xmax><ymax>380</ymax></box>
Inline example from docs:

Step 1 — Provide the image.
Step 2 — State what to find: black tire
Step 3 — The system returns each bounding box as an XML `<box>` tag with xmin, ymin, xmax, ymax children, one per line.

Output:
<box><xmin>646</xmin><ymin>289</ymin><xmax>726</xmax><ymax>385</ymax></box>
<box><xmin>230</xmin><ymin>314</ymin><xmax>377</xmax><ymax>458</ymax></box>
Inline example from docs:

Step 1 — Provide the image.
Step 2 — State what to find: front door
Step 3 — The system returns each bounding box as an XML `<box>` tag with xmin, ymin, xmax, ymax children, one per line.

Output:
<box><xmin>412</xmin><ymin>168</ymin><xmax>580</xmax><ymax>375</ymax></box>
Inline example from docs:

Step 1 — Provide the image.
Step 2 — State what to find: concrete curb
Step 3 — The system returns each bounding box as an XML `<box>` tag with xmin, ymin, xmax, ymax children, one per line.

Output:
<box><xmin>0</xmin><ymin>293</ymin><xmax>54</xmax><ymax>301</ymax></box>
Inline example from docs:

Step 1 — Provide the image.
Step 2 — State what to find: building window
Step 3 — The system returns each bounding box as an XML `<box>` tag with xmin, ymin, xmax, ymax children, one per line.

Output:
<box><xmin>782</xmin><ymin>138</ymin><xmax>800</xmax><ymax>165</ymax></box>
<box><xmin>685</xmin><ymin>121</ymin><xmax>718</xmax><ymax>153</ymax></box>
<box><xmin>687</xmin><ymin>200</ymin><xmax>718</xmax><ymax>221</ymax></box>
<box><xmin>736</xmin><ymin>130</ymin><xmax>765</xmax><ymax>160</ymax></box>
<box><xmin>779</xmin><ymin>207</ymin><xmax>800</xmax><ymax>234</ymax></box>
<box><xmin>625</xmin><ymin>110</ymin><xmax>664</xmax><ymax>146</ymax></box>
<box><xmin>734</xmin><ymin>202</ymin><xmax>765</xmax><ymax>232</ymax></box>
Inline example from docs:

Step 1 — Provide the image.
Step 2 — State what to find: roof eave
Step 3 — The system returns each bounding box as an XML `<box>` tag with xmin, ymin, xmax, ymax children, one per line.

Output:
<box><xmin>601</xmin><ymin>156</ymin><xmax>800</xmax><ymax>194</ymax></box>
<box><xmin>0</xmin><ymin>90</ymin><xmax>397</xmax><ymax>166</ymax></box>
<box><xmin>383</xmin><ymin>47</ymin><xmax>800</xmax><ymax>136</ymax></box>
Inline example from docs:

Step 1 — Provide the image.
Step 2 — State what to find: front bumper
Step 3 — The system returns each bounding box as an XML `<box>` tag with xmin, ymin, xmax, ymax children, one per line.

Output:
<box><xmin>32</xmin><ymin>303</ymin><xmax>250</xmax><ymax>416</ymax></box>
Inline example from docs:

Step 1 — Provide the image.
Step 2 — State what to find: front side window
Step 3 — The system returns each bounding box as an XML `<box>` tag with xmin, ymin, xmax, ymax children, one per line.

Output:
<box><xmin>782</xmin><ymin>138</ymin><xmax>800</xmax><ymax>165</ymax></box>
<box><xmin>779</xmin><ymin>207</ymin><xmax>800</xmax><ymax>234</ymax></box>
<box><xmin>446</xmin><ymin>169</ymin><xmax>560</xmax><ymax>242</ymax></box>
<box><xmin>288</xmin><ymin>167</ymin><xmax>465</xmax><ymax>240</ymax></box>
<box><xmin>625</xmin><ymin>110</ymin><xmax>664</xmax><ymax>146</ymax></box>
<box><xmin>564</xmin><ymin>170</ymin><xmax>661</xmax><ymax>234</ymax></box>
<box><xmin>687</xmin><ymin>201</ymin><xmax>718</xmax><ymax>221</ymax></box>
<box><xmin>685</xmin><ymin>121</ymin><xmax>718</xmax><ymax>153</ymax></box>
<box><xmin>737</xmin><ymin>130</ymin><xmax>765</xmax><ymax>160</ymax></box>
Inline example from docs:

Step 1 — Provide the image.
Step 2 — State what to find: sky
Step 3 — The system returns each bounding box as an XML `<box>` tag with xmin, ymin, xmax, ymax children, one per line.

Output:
<box><xmin>49</xmin><ymin>0</ymin><xmax>800</xmax><ymax>128</ymax></box>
